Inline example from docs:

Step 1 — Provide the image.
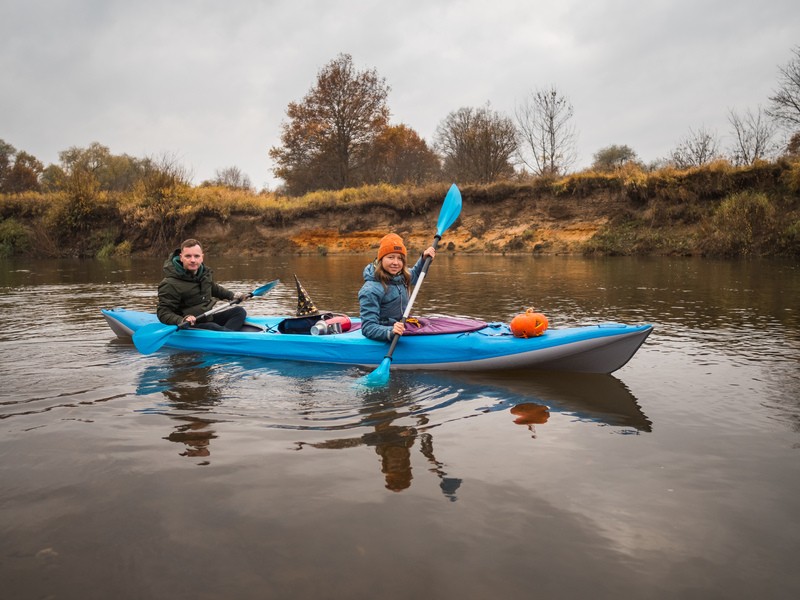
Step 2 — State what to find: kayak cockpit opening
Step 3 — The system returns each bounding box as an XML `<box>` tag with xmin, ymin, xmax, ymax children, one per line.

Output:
<box><xmin>276</xmin><ymin>313</ymin><xmax>360</xmax><ymax>335</ymax></box>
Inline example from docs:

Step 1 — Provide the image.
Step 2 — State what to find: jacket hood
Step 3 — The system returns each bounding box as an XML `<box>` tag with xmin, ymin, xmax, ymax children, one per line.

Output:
<box><xmin>362</xmin><ymin>261</ymin><xmax>378</xmax><ymax>282</ymax></box>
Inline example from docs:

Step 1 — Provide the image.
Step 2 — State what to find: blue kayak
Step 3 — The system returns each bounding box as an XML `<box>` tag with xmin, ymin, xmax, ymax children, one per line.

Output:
<box><xmin>102</xmin><ymin>308</ymin><xmax>653</xmax><ymax>374</ymax></box>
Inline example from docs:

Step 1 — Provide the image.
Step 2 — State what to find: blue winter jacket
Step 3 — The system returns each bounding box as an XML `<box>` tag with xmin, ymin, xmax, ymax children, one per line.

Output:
<box><xmin>358</xmin><ymin>257</ymin><xmax>425</xmax><ymax>341</ymax></box>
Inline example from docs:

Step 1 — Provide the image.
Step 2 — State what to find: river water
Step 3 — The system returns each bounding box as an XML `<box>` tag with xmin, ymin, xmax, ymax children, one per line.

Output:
<box><xmin>1</xmin><ymin>254</ymin><xmax>798</xmax><ymax>600</ymax></box>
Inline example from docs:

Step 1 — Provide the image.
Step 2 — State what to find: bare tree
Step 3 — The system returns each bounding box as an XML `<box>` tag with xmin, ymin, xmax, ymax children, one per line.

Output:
<box><xmin>515</xmin><ymin>86</ymin><xmax>577</xmax><ymax>176</ymax></box>
<box><xmin>767</xmin><ymin>46</ymin><xmax>800</xmax><ymax>130</ymax></box>
<box><xmin>139</xmin><ymin>153</ymin><xmax>193</xmax><ymax>196</ymax></box>
<box><xmin>434</xmin><ymin>104</ymin><xmax>517</xmax><ymax>184</ymax></box>
<box><xmin>727</xmin><ymin>107</ymin><xmax>779</xmax><ymax>165</ymax></box>
<box><xmin>670</xmin><ymin>126</ymin><xmax>721</xmax><ymax>169</ymax></box>
<box><xmin>206</xmin><ymin>166</ymin><xmax>253</xmax><ymax>191</ymax></box>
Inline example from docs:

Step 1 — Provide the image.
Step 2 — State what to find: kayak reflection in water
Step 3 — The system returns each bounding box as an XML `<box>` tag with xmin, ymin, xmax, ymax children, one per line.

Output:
<box><xmin>136</xmin><ymin>354</ymin><xmax>223</xmax><ymax>465</ymax></box>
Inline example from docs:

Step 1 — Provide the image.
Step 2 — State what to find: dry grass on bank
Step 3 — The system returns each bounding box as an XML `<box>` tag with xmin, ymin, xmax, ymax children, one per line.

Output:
<box><xmin>1</xmin><ymin>160</ymin><xmax>799</xmax><ymax>258</ymax></box>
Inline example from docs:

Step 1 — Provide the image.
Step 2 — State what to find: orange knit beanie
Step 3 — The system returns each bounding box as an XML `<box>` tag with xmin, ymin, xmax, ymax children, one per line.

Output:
<box><xmin>377</xmin><ymin>233</ymin><xmax>407</xmax><ymax>261</ymax></box>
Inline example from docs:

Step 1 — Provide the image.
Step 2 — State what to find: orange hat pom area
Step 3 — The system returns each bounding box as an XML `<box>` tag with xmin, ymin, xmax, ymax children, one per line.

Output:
<box><xmin>378</xmin><ymin>233</ymin><xmax>407</xmax><ymax>261</ymax></box>
<box><xmin>510</xmin><ymin>308</ymin><xmax>549</xmax><ymax>338</ymax></box>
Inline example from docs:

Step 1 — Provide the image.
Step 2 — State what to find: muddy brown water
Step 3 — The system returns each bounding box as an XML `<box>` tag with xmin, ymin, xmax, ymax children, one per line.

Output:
<box><xmin>1</xmin><ymin>254</ymin><xmax>799</xmax><ymax>599</ymax></box>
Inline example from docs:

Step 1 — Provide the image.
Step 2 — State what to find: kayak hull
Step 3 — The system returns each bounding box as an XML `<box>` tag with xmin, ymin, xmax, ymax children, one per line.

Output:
<box><xmin>101</xmin><ymin>308</ymin><xmax>653</xmax><ymax>374</ymax></box>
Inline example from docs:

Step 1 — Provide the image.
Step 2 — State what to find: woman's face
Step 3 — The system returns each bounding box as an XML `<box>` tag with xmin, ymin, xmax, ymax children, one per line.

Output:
<box><xmin>380</xmin><ymin>252</ymin><xmax>405</xmax><ymax>276</ymax></box>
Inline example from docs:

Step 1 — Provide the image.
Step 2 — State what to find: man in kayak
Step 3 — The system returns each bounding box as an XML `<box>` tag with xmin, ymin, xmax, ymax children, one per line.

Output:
<box><xmin>156</xmin><ymin>238</ymin><xmax>248</xmax><ymax>331</ymax></box>
<box><xmin>358</xmin><ymin>233</ymin><xmax>435</xmax><ymax>341</ymax></box>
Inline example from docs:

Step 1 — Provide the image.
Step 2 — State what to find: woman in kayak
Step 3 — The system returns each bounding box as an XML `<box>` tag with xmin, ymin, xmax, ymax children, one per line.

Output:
<box><xmin>156</xmin><ymin>238</ymin><xmax>248</xmax><ymax>331</ymax></box>
<box><xmin>358</xmin><ymin>233</ymin><xmax>436</xmax><ymax>341</ymax></box>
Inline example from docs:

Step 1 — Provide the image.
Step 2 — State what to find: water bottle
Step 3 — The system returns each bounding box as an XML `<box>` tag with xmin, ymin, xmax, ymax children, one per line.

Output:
<box><xmin>310</xmin><ymin>320</ymin><xmax>328</xmax><ymax>335</ymax></box>
<box><xmin>310</xmin><ymin>315</ymin><xmax>351</xmax><ymax>335</ymax></box>
<box><xmin>325</xmin><ymin>315</ymin><xmax>351</xmax><ymax>332</ymax></box>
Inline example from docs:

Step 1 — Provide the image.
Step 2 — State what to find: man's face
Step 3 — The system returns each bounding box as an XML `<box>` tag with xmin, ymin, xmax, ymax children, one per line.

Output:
<box><xmin>180</xmin><ymin>245</ymin><xmax>204</xmax><ymax>274</ymax></box>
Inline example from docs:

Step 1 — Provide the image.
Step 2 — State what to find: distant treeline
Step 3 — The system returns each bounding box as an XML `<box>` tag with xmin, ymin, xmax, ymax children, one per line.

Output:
<box><xmin>4</xmin><ymin>47</ymin><xmax>800</xmax><ymax>198</ymax></box>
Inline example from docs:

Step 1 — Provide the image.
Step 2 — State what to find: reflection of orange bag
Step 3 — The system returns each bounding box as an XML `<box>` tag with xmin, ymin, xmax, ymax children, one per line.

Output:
<box><xmin>510</xmin><ymin>308</ymin><xmax>548</xmax><ymax>338</ymax></box>
<box><xmin>510</xmin><ymin>403</ymin><xmax>550</xmax><ymax>425</ymax></box>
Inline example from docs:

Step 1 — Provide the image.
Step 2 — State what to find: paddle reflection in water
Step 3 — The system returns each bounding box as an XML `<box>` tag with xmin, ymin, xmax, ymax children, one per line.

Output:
<box><xmin>298</xmin><ymin>380</ymin><xmax>463</xmax><ymax>500</ymax></box>
<box><xmin>135</xmin><ymin>353</ymin><xmax>225</xmax><ymax>464</ymax></box>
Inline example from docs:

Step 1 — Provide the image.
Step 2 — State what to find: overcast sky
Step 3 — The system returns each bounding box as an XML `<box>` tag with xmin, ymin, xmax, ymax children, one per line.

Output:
<box><xmin>2</xmin><ymin>0</ymin><xmax>798</xmax><ymax>190</ymax></box>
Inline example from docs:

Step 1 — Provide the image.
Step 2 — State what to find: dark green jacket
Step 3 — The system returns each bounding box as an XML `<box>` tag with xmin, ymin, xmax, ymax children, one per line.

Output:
<box><xmin>156</xmin><ymin>249</ymin><xmax>235</xmax><ymax>325</ymax></box>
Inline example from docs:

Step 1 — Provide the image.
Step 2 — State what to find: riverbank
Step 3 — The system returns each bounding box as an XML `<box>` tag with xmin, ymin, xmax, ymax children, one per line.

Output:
<box><xmin>1</xmin><ymin>160</ymin><xmax>798</xmax><ymax>258</ymax></box>
<box><xmin>190</xmin><ymin>188</ymin><xmax>621</xmax><ymax>257</ymax></box>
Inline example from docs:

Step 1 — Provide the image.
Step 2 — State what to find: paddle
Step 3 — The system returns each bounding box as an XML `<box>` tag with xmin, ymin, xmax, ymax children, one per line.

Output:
<box><xmin>361</xmin><ymin>184</ymin><xmax>462</xmax><ymax>387</ymax></box>
<box><xmin>132</xmin><ymin>279</ymin><xmax>280</xmax><ymax>355</ymax></box>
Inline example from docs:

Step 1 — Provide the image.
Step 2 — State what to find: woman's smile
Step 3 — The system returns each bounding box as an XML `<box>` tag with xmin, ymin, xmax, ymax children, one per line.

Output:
<box><xmin>382</xmin><ymin>253</ymin><xmax>404</xmax><ymax>275</ymax></box>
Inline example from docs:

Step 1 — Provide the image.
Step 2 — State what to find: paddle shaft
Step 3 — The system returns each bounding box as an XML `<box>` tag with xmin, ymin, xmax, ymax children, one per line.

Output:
<box><xmin>132</xmin><ymin>280</ymin><xmax>279</xmax><ymax>354</ymax></box>
<box><xmin>179</xmin><ymin>298</ymin><xmax>239</xmax><ymax>327</ymax></box>
<box><xmin>179</xmin><ymin>279</ymin><xmax>278</xmax><ymax>326</ymax></box>
<box><xmin>359</xmin><ymin>185</ymin><xmax>460</xmax><ymax>386</ymax></box>
<box><xmin>382</xmin><ymin>234</ymin><xmax>441</xmax><ymax>360</ymax></box>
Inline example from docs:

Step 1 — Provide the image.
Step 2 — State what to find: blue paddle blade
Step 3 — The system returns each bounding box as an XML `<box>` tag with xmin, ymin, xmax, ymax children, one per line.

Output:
<box><xmin>436</xmin><ymin>184</ymin><xmax>462</xmax><ymax>236</ymax></box>
<box><xmin>252</xmin><ymin>279</ymin><xmax>279</xmax><ymax>297</ymax></box>
<box><xmin>132</xmin><ymin>323</ymin><xmax>179</xmax><ymax>355</ymax></box>
<box><xmin>359</xmin><ymin>357</ymin><xmax>392</xmax><ymax>387</ymax></box>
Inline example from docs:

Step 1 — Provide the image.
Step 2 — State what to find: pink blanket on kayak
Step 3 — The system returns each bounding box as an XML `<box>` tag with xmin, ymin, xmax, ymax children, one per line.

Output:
<box><xmin>401</xmin><ymin>316</ymin><xmax>487</xmax><ymax>336</ymax></box>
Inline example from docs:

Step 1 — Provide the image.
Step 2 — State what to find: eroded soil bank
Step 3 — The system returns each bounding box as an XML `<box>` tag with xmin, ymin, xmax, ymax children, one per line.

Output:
<box><xmin>191</xmin><ymin>192</ymin><xmax>627</xmax><ymax>258</ymax></box>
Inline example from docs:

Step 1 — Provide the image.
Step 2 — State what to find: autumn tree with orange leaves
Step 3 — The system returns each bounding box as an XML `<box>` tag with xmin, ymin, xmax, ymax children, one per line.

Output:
<box><xmin>270</xmin><ymin>54</ymin><xmax>441</xmax><ymax>195</ymax></box>
<box><xmin>364</xmin><ymin>124</ymin><xmax>441</xmax><ymax>186</ymax></box>
<box><xmin>270</xmin><ymin>54</ymin><xmax>391</xmax><ymax>195</ymax></box>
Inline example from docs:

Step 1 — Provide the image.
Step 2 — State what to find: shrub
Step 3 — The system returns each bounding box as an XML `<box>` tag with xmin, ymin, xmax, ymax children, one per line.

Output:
<box><xmin>0</xmin><ymin>218</ymin><xmax>30</xmax><ymax>256</ymax></box>
<box><xmin>700</xmin><ymin>191</ymin><xmax>777</xmax><ymax>256</ymax></box>
<box><xmin>778</xmin><ymin>218</ymin><xmax>800</xmax><ymax>256</ymax></box>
